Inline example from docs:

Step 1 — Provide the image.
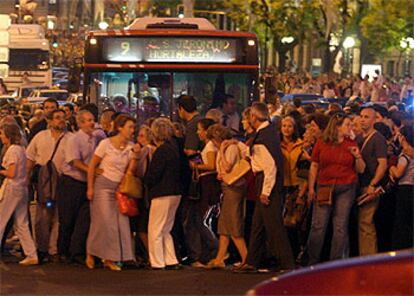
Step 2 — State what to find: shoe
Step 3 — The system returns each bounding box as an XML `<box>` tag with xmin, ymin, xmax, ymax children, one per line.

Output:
<box><xmin>150</xmin><ymin>266</ymin><xmax>165</xmax><ymax>270</ymax></box>
<box><xmin>38</xmin><ymin>252</ymin><xmax>49</xmax><ymax>264</ymax></box>
<box><xmin>275</xmin><ymin>268</ymin><xmax>293</xmax><ymax>274</ymax></box>
<box><xmin>179</xmin><ymin>256</ymin><xmax>193</xmax><ymax>266</ymax></box>
<box><xmin>233</xmin><ymin>263</ymin><xmax>257</xmax><ymax>273</ymax></box>
<box><xmin>59</xmin><ymin>255</ymin><xmax>70</xmax><ymax>264</ymax></box>
<box><xmin>165</xmin><ymin>264</ymin><xmax>182</xmax><ymax>270</ymax></box>
<box><xmin>231</xmin><ymin>262</ymin><xmax>244</xmax><ymax>272</ymax></box>
<box><xmin>191</xmin><ymin>261</ymin><xmax>206</xmax><ymax>268</ymax></box>
<box><xmin>103</xmin><ymin>260</ymin><xmax>121</xmax><ymax>271</ymax></box>
<box><xmin>19</xmin><ymin>256</ymin><xmax>39</xmax><ymax>266</ymax></box>
<box><xmin>85</xmin><ymin>255</ymin><xmax>95</xmax><ymax>269</ymax></box>
<box><xmin>49</xmin><ymin>254</ymin><xmax>60</xmax><ymax>264</ymax></box>
<box><xmin>205</xmin><ymin>259</ymin><xmax>225</xmax><ymax>270</ymax></box>
<box><xmin>257</xmin><ymin>267</ymin><xmax>271</xmax><ymax>273</ymax></box>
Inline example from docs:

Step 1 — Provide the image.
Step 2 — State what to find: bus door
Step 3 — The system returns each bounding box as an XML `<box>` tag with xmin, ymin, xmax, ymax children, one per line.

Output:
<box><xmin>86</xmin><ymin>70</ymin><xmax>172</xmax><ymax>124</ymax></box>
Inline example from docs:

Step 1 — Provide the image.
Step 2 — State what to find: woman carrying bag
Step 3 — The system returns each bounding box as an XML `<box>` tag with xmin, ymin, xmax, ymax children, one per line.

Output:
<box><xmin>187</xmin><ymin>118</ymin><xmax>220</xmax><ymax>267</ymax></box>
<box><xmin>86</xmin><ymin>114</ymin><xmax>140</xmax><ymax>271</ymax></box>
<box><xmin>128</xmin><ymin>125</ymin><xmax>156</xmax><ymax>255</ymax></box>
<box><xmin>205</xmin><ymin>124</ymin><xmax>248</xmax><ymax>270</ymax></box>
<box><xmin>280</xmin><ymin>116</ymin><xmax>308</xmax><ymax>258</ymax></box>
<box><xmin>307</xmin><ymin>112</ymin><xmax>365</xmax><ymax>265</ymax></box>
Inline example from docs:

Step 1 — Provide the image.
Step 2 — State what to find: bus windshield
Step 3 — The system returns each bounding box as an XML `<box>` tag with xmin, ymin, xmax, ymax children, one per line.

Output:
<box><xmin>8</xmin><ymin>49</ymin><xmax>50</xmax><ymax>71</ymax></box>
<box><xmin>88</xmin><ymin>71</ymin><xmax>255</xmax><ymax>122</ymax></box>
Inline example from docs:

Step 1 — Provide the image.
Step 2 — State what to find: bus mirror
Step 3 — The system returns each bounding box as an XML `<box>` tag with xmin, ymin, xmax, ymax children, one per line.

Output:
<box><xmin>88</xmin><ymin>79</ymin><xmax>101</xmax><ymax>105</ymax></box>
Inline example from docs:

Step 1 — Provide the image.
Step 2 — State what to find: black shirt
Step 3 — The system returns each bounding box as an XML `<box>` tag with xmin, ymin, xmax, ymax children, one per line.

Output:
<box><xmin>184</xmin><ymin>114</ymin><xmax>201</xmax><ymax>152</ymax></box>
<box><xmin>28</xmin><ymin>119</ymin><xmax>48</xmax><ymax>143</ymax></box>
<box><xmin>356</xmin><ymin>131</ymin><xmax>387</xmax><ymax>187</ymax></box>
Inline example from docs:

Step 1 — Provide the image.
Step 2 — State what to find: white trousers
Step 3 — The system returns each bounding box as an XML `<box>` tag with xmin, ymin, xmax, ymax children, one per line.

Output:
<box><xmin>148</xmin><ymin>195</ymin><xmax>181</xmax><ymax>268</ymax></box>
<box><xmin>0</xmin><ymin>185</ymin><xmax>37</xmax><ymax>258</ymax></box>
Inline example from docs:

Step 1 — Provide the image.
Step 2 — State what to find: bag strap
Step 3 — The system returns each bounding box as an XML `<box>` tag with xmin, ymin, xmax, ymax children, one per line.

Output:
<box><xmin>361</xmin><ymin>130</ymin><xmax>377</xmax><ymax>153</ymax></box>
<box><xmin>49</xmin><ymin>133</ymin><xmax>65</xmax><ymax>162</ymax></box>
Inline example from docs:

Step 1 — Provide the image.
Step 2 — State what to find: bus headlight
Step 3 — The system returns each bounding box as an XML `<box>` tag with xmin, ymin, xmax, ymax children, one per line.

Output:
<box><xmin>90</xmin><ymin>38</ymin><xmax>97</xmax><ymax>45</ymax></box>
<box><xmin>248</xmin><ymin>39</ymin><xmax>255</xmax><ymax>46</ymax></box>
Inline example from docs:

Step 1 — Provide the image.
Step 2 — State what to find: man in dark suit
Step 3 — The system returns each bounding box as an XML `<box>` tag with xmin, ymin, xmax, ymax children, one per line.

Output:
<box><xmin>237</xmin><ymin>102</ymin><xmax>294</xmax><ymax>273</ymax></box>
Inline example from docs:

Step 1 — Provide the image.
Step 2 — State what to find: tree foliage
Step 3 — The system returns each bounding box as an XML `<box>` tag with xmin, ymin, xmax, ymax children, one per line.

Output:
<box><xmin>360</xmin><ymin>0</ymin><xmax>414</xmax><ymax>55</ymax></box>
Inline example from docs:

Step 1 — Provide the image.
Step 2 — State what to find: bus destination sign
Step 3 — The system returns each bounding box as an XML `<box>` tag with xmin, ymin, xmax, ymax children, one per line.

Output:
<box><xmin>103</xmin><ymin>37</ymin><xmax>237</xmax><ymax>63</ymax></box>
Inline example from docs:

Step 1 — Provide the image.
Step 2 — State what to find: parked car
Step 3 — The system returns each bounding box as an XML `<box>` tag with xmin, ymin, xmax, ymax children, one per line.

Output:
<box><xmin>28</xmin><ymin>89</ymin><xmax>69</xmax><ymax>102</ymax></box>
<box><xmin>0</xmin><ymin>95</ymin><xmax>16</xmax><ymax>107</ymax></box>
<box><xmin>12</xmin><ymin>86</ymin><xmax>48</xmax><ymax>102</ymax></box>
<box><xmin>68</xmin><ymin>93</ymin><xmax>84</xmax><ymax>105</ymax></box>
<box><xmin>281</xmin><ymin>93</ymin><xmax>329</xmax><ymax>109</ymax></box>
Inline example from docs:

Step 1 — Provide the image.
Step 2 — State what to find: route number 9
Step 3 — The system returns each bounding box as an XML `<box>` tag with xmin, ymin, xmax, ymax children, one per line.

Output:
<box><xmin>121</xmin><ymin>42</ymin><xmax>130</xmax><ymax>55</ymax></box>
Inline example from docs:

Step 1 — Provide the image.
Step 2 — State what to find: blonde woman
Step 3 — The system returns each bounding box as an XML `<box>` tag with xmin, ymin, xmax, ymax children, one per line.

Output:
<box><xmin>144</xmin><ymin>118</ymin><xmax>182</xmax><ymax>270</ymax></box>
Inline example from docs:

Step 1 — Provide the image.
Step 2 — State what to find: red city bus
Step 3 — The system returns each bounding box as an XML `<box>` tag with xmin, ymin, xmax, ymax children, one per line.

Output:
<box><xmin>83</xmin><ymin>18</ymin><xmax>259</xmax><ymax>122</ymax></box>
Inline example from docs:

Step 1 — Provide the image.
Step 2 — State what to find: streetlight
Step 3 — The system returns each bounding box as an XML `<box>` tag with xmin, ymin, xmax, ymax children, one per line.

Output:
<box><xmin>281</xmin><ymin>36</ymin><xmax>295</xmax><ymax>44</ymax></box>
<box><xmin>343</xmin><ymin>36</ymin><xmax>355</xmax><ymax>76</ymax></box>
<box><xmin>98</xmin><ymin>21</ymin><xmax>109</xmax><ymax>30</ymax></box>
<box><xmin>47</xmin><ymin>19</ymin><xmax>55</xmax><ymax>30</ymax></box>
<box><xmin>401</xmin><ymin>37</ymin><xmax>414</xmax><ymax>76</ymax></box>
<box><xmin>343</xmin><ymin>36</ymin><xmax>355</xmax><ymax>49</ymax></box>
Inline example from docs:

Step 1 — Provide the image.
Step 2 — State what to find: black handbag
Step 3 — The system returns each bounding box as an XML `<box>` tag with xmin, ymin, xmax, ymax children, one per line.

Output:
<box><xmin>199</xmin><ymin>172</ymin><xmax>222</xmax><ymax>206</ymax></box>
<box><xmin>283</xmin><ymin>188</ymin><xmax>308</xmax><ymax>227</ymax></box>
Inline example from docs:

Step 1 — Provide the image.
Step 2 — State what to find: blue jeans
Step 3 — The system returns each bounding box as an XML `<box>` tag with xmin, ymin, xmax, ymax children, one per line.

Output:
<box><xmin>307</xmin><ymin>183</ymin><xmax>356</xmax><ymax>265</ymax></box>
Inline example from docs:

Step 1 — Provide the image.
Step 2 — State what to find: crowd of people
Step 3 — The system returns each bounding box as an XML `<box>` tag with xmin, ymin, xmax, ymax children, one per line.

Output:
<box><xmin>0</xmin><ymin>82</ymin><xmax>412</xmax><ymax>274</ymax></box>
<box><xmin>262</xmin><ymin>70</ymin><xmax>414</xmax><ymax>102</ymax></box>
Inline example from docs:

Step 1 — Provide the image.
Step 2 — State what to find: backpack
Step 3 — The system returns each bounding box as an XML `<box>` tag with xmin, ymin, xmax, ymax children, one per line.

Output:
<box><xmin>37</xmin><ymin>135</ymin><xmax>64</xmax><ymax>204</ymax></box>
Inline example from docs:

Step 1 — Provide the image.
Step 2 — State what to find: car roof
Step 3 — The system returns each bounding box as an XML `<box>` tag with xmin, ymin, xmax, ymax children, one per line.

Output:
<box><xmin>37</xmin><ymin>89</ymin><xmax>68</xmax><ymax>93</ymax></box>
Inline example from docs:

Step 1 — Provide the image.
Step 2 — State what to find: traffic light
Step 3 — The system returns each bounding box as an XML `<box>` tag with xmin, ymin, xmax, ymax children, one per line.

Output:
<box><xmin>52</xmin><ymin>36</ymin><xmax>58</xmax><ymax>48</ymax></box>
<box><xmin>178</xmin><ymin>5</ymin><xmax>184</xmax><ymax>18</ymax></box>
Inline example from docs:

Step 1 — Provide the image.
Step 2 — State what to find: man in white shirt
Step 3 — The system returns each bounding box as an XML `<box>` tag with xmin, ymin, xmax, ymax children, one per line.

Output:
<box><xmin>26</xmin><ymin>109</ymin><xmax>70</xmax><ymax>263</ymax></box>
<box><xmin>237</xmin><ymin>102</ymin><xmax>294</xmax><ymax>273</ymax></box>
<box><xmin>57</xmin><ymin>110</ymin><xmax>97</xmax><ymax>262</ymax></box>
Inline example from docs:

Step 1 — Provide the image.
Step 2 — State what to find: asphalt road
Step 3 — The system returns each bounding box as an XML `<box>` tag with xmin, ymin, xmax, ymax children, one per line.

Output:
<box><xmin>0</xmin><ymin>256</ymin><xmax>275</xmax><ymax>295</ymax></box>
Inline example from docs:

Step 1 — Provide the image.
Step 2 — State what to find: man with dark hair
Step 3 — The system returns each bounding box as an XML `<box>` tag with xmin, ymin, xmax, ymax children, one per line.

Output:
<box><xmin>63</xmin><ymin>103</ymin><xmax>77</xmax><ymax>132</ymax></box>
<box><xmin>28</xmin><ymin>98</ymin><xmax>58</xmax><ymax>142</ymax></box>
<box><xmin>293</xmin><ymin>97</ymin><xmax>302</xmax><ymax>109</ymax></box>
<box><xmin>220</xmin><ymin>94</ymin><xmax>240</xmax><ymax>135</ymax></box>
<box><xmin>373</xmin><ymin>104</ymin><xmax>389</xmax><ymax>122</ymax></box>
<box><xmin>176</xmin><ymin>95</ymin><xmax>204</xmax><ymax>266</ymax></box>
<box><xmin>177</xmin><ymin>95</ymin><xmax>201</xmax><ymax>156</ymax></box>
<box><xmin>237</xmin><ymin>102</ymin><xmax>294</xmax><ymax>273</ymax></box>
<box><xmin>27</xmin><ymin>109</ymin><xmax>70</xmax><ymax>263</ymax></box>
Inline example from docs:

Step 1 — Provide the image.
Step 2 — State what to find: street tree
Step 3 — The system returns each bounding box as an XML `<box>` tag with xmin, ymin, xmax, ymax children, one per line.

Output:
<box><xmin>360</xmin><ymin>0</ymin><xmax>414</xmax><ymax>56</ymax></box>
<box><xmin>225</xmin><ymin>0</ymin><xmax>316</xmax><ymax>72</ymax></box>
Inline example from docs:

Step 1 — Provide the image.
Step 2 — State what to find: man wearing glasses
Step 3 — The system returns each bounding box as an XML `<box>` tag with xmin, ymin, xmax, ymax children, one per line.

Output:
<box><xmin>26</xmin><ymin>109</ymin><xmax>70</xmax><ymax>263</ymax></box>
